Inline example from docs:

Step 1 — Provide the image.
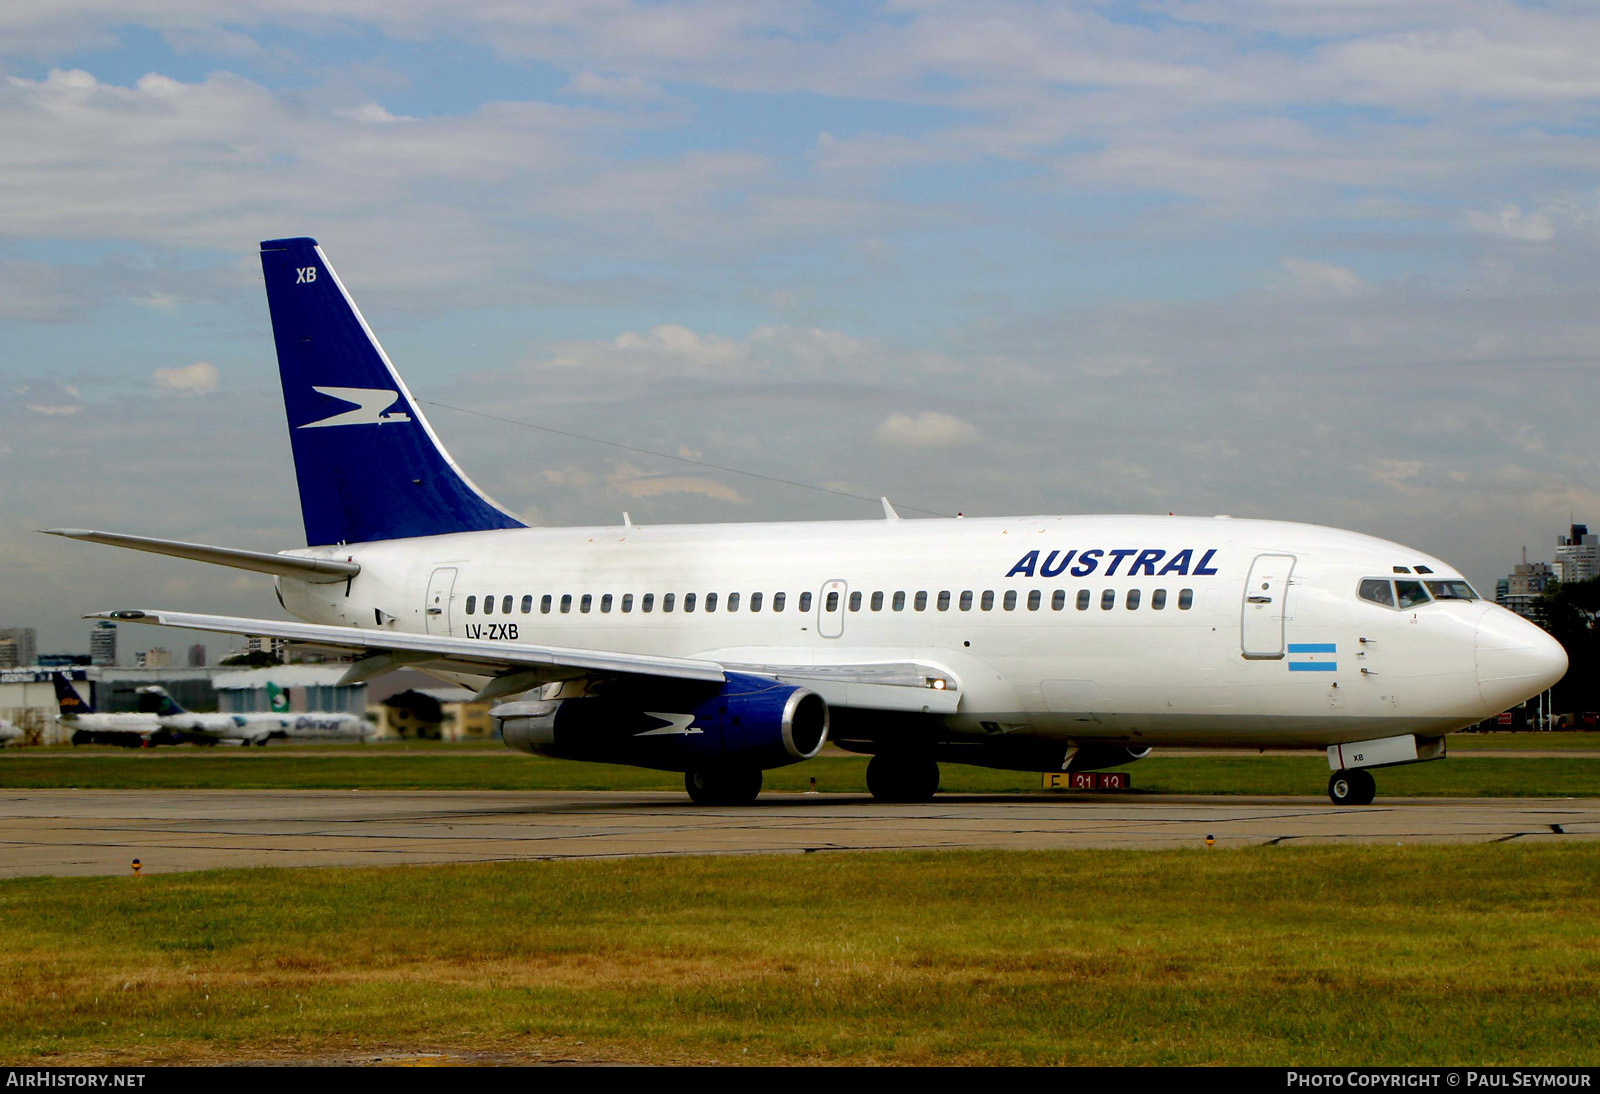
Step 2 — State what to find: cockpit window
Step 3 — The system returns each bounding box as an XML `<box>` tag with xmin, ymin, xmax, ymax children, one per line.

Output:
<box><xmin>1358</xmin><ymin>578</ymin><xmax>1395</xmax><ymax>607</ymax></box>
<box><xmin>1395</xmin><ymin>580</ymin><xmax>1431</xmax><ymax>608</ymax></box>
<box><xmin>1425</xmin><ymin>580</ymin><xmax>1479</xmax><ymax>601</ymax></box>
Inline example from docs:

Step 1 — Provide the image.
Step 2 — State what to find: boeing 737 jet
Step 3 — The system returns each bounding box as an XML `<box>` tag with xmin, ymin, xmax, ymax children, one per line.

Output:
<box><xmin>47</xmin><ymin>238</ymin><xmax>1567</xmax><ymax>804</ymax></box>
<box><xmin>137</xmin><ymin>686</ymin><xmax>370</xmax><ymax>745</ymax></box>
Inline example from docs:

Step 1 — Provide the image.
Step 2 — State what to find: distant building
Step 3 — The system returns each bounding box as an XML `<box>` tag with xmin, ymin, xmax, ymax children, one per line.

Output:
<box><xmin>136</xmin><ymin>648</ymin><xmax>173</xmax><ymax>669</ymax></box>
<box><xmin>1555</xmin><ymin>523</ymin><xmax>1598</xmax><ymax>585</ymax></box>
<box><xmin>90</xmin><ymin>622</ymin><xmax>117</xmax><ymax>667</ymax></box>
<box><xmin>0</xmin><ymin>628</ymin><xmax>37</xmax><ymax>669</ymax></box>
<box><xmin>1499</xmin><ymin>554</ymin><xmax>1557</xmax><ymax>622</ymax></box>
<box><xmin>187</xmin><ymin>644</ymin><xmax>207</xmax><ymax>668</ymax></box>
<box><xmin>244</xmin><ymin>635</ymin><xmax>287</xmax><ymax>662</ymax></box>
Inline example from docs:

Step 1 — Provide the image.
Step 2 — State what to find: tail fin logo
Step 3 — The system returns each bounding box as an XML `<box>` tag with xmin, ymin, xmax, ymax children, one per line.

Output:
<box><xmin>299</xmin><ymin>387</ymin><xmax>414</xmax><ymax>429</ymax></box>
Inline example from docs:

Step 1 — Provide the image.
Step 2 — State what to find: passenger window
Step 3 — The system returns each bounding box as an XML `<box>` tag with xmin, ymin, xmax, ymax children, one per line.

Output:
<box><xmin>1076</xmin><ymin>590</ymin><xmax>1090</xmax><ymax>611</ymax></box>
<box><xmin>981</xmin><ymin>590</ymin><xmax>994</xmax><ymax>611</ymax></box>
<box><xmin>774</xmin><ymin>592</ymin><xmax>786</xmax><ymax>612</ymax></box>
<box><xmin>825</xmin><ymin>591</ymin><xmax>838</xmax><ymax>612</ymax></box>
<box><xmin>521</xmin><ymin>595</ymin><xmax>533</xmax><ymax>614</ymax></box>
<box><xmin>800</xmin><ymin>592</ymin><xmax>812</xmax><ymax>612</ymax></box>
<box><xmin>600</xmin><ymin>594</ymin><xmax>613</xmax><ymax>613</ymax></box>
<box><xmin>915</xmin><ymin>591</ymin><xmax>928</xmax><ymax>611</ymax></box>
<box><xmin>685</xmin><ymin>593</ymin><xmax>697</xmax><ymax>613</ymax></box>
<box><xmin>663</xmin><ymin>593</ymin><xmax>675</xmax><ymax>612</ymax></box>
<box><xmin>959</xmin><ymin>591</ymin><xmax>973</xmax><ymax>611</ymax></box>
<box><xmin>1028</xmin><ymin>589</ymin><xmax>1041</xmax><ymax>611</ymax></box>
<box><xmin>1395</xmin><ymin>580</ymin><xmax>1430</xmax><ymax>609</ymax></box>
<box><xmin>1151</xmin><ymin>589</ymin><xmax>1167</xmax><ymax>610</ymax></box>
<box><xmin>849</xmin><ymin>591</ymin><xmax>862</xmax><ymax>612</ymax></box>
<box><xmin>1052</xmin><ymin>589</ymin><xmax>1066</xmax><ymax>611</ymax></box>
<box><xmin>751</xmin><ymin>592</ymin><xmax>763</xmax><ymax>612</ymax></box>
<box><xmin>622</xmin><ymin>594</ymin><xmax>634</xmax><ymax>613</ymax></box>
<box><xmin>560</xmin><ymin>594</ymin><xmax>573</xmax><ymax>614</ymax></box>
<box><xmin>728</xmin><ymin>592</ymin><xmax>740</xmax><ymax>612</ymax></box>
<box><xmin>893</xmin><ymin>591</ymin><xmax>906</xmax><ymax>611</ymax></box>
<box><xmin>502</xmin><ymin>595</ymin><xmax>513</xmax><ymax>615</ymax></box>
<box><xmin>1126</xmin><ymin>589</ymin><xmax>1140</xmax><ymax>610</ymax></box>
<box><xmin>466</xmin><ymin>595</ymin><xmax>477</xmax><ymax>615</ymax></box>
<box><xmin>1004</xmin><ymin>590</ymin><xmax>1017</xmax><ymax>611</ymax></box>
<box><xmin>705</xmin><ymin>592</ymin><xmax>717</xmax><ymax>612</ymax></box>
<box><xmin>1359</xmin><ymin>579</ymin><xmax>1396</xmax><ymax>608</ymax></box>
<box><xmin>580</xmin><ymin>594</ymin><xmax>592</xmax><ymax>614</ymax></box>
<box><xmin>937</xmin><ymin>590</ymin><xmax>952</xmax><ymax>611</ymax></box>
<box><xmin>642</xmin><ymin>593</ymin><xmax>655</xmax><ymax>613</ymax></box>
<box><xmin>1101</xmin><ymin>589</ymin><xmax>1115</xmax><ymax>610</ymax></box>
<box><xmin>541</xmin><ymin>594</ymin><xmax>552</xmax><ymax>614</ymax></box>
<box><xmin>482</xmin><ymin>596</ymin><xmax>493</xmax><ymax>616</ymax></box>
<box><xmin>871</xmin><ymin>591</ymin><xmax>883</xmax><ymax>611</ymax></box>
<box><xmin>1178</xmin><ymin>589</ymin><xmax>1193</xmax><ymax>610</ymax></box>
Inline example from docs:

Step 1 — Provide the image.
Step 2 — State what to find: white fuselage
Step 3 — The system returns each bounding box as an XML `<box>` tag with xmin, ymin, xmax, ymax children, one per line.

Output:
<box><xmin>155</xmin><ymin>711</ymin><xmax>367</xmax><ymax>743</ymax></box>
<box><xmin>276</xmin><ymin>514</ymin><xmax>1564</xmax><ymax>751</ymax></box>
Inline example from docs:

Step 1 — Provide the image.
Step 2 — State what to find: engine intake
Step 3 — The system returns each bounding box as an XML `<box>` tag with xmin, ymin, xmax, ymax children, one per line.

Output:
<box><xmin>496</xmin><ymin>671</ymin><xmax>828</xmax><ymax>772</ymax></box>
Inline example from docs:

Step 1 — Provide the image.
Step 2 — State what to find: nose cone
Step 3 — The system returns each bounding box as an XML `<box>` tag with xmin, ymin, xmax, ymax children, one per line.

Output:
<box><xmin>1477</xmin><ymin>609</ymin><xmax>1568</xmax><ymax>714</ymax></box>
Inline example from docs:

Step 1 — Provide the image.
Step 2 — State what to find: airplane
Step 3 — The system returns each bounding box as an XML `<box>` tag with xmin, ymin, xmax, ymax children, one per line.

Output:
<box><xmin>136</xmin><ymin>685</ymin><xmax>370</xmax><ymax>745</ymax></box>
<box><xmin>52</xmin><ymin>672</ymin><xmax>165</xmax><ymax>747</ymax></box>
<box><xmin>46</xmin><ymin>237</ymin><xmax>1568</xmax><ymax>805</ymax></box>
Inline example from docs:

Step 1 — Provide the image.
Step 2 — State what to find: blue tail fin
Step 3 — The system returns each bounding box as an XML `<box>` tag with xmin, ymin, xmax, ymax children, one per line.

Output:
<box><xmin>53</xmin><ymin>672</ymin><xmax>95</xmax><ymax>717</ymax></box>
<box><xmin>259</xmin><ymin>238</ymin><xmax>527</xmax><ymax>546</ymax></box>
<box><xmin>136</xmin><ymin>686</ymin><xmax>185</xmax><ymax>717</ymax></box>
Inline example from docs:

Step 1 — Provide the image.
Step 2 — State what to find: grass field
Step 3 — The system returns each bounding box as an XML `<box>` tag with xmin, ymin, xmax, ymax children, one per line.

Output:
<box><xmin>1</xmin><ymin>845</ymin><xmax>1596</xmax><ymax>1066</ymax></box>
<box><xmin>2</xmin><ymin>739</ymin><xmax>1597</xmax><ymax>797</ymax></box>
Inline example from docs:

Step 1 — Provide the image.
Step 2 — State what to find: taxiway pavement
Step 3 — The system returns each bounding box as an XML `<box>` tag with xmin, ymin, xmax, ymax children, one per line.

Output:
<box><xmin>2</xmin><ymin>790</ymin><xmax>1596</xmax><ymax>877</ymax></box>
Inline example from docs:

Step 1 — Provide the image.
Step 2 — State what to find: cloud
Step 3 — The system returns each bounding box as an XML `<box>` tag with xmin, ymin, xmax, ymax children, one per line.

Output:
<box><xmin>1466</xmin><ymin>204</ymin><xmax>1557</xmax><ymax>242</ymax></box>
<box><xmin>152</xmin><ymin>361</ymin><xmax>219</xmax><ymax>395</ymax></box>
<box><xmin>1282</xmin><ymin>258</ymin><xmax>1365</xmax><ymax>298</ymax></box>
<box><xmin>874</xmin><ymin>411</ymin><xmax>978</xmax><ymax>450</ymax></box>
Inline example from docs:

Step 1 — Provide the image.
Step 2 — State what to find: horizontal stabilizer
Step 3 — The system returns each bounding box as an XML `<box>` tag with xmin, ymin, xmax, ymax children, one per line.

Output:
<box><xmin>43</xmin><ymin>529</ymin><xmax>360</xmax><ymax>583</ymax></box>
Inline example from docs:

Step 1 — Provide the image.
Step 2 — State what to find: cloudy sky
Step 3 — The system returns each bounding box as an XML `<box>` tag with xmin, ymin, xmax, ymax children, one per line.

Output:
<box><xmin>3</xmin><ymin>1</ymin><xmax>1599</xmax><ymax>657</ymax></box>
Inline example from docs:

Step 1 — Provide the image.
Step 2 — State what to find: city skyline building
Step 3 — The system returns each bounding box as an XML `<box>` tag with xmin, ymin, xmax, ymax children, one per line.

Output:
<box><xmin>1555</xmin><ymin>523</ymin><xmax>1598</xmax><ymax>585</ymax></box>
<box><xmin>89</xmin><ymin>621</ymin><xmax>117</xmax><ymax>667</ymax></box>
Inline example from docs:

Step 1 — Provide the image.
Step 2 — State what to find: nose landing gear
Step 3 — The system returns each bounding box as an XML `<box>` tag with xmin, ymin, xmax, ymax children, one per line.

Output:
<box><xmin>1328</xmin><ymin>768</ymin><xmax>1376</xmax><ymax>805</ymax></box>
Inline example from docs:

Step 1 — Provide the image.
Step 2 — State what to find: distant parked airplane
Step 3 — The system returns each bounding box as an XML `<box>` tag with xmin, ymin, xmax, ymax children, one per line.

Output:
<box><xmin>53</xmin><ymin>673</ymin><xmax>162</xmax><ymax>747</ymax></box>
<box><xmin>137</xmin><ymin>685</ymin><xmax>369</xmax><ymax>745</ymax></box>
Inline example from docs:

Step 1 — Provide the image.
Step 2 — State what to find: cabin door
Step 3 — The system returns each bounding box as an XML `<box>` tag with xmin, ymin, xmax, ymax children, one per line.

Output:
<box><xmin>425</xmin><ymin>567</ymin><xmax>458</xmax><ymax>636</ymax></box>
<box><xmin>818</xmin><ymin>579</ymin><xmax>848</xmax><ymax>639</ymax></box>
<box><xmin>1241</xmin><ymin>553</ymin><xmax>1295</xmax><ymax>659</ymax></box>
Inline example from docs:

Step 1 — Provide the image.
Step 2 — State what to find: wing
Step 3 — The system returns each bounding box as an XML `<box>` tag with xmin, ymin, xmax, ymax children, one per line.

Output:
<box><xmin>88</xmin><ymin>610</ymin><xmax>961</xmax><ymax>712</ymax></box>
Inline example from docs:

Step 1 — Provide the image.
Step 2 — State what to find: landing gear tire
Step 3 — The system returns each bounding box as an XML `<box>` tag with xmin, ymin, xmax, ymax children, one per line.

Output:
<box><xmin>866</xmin><ymin>754</ymin><xmax>941</xmax><ymax>803</ymax></box>
<box><xmin>685</xmin><ymin>766</ymin><xmax>763</xmax><ymax>805</ymax></box>
<box><xmin>1328</xmin><ymin>768</ymin><xmax>1376</xmax><ymax>806</ymax></box>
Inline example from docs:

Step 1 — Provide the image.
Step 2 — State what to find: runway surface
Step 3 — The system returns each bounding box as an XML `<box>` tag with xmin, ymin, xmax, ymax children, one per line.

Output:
<box><xmin>3</xmin><ymin>790</ymin><xmax>1596</xmax><ymax>877</ymax></box>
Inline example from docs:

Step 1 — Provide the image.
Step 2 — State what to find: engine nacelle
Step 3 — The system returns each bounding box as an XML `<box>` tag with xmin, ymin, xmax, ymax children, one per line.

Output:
<box><xmin>1067</xmin><ymin>744</ymin><xmax>1152</xmax><ymax>772</ymax></box>
<box><xmin>496</xmin><ymin>672</ymin><xmax>828</xmax><ymax>772</ymax></box>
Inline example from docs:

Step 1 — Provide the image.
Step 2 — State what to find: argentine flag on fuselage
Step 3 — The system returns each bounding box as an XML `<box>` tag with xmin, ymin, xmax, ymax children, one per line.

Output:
<box><xmin>260</xmin><ymin>237</ymin><xmax>526</xmax><ymax>547</ymax></box>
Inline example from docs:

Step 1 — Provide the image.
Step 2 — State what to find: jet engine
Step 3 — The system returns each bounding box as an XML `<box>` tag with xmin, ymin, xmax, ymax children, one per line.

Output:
<box><xmin>496</xmin><ymin>671</ymin><xmax>828</xmax><ymax>772</ymax></box>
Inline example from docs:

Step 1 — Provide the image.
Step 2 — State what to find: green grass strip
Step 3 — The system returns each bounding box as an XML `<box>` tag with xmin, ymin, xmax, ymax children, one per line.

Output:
<box><xmin>1</xmin><ymin>846</ymin><xmax>1596</xmax><ymax>1066</ymax></box>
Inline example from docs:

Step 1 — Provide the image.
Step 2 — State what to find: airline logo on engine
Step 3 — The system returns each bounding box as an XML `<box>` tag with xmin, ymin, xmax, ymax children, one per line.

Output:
<box><xmin>1006</xmin><ymin>548</ymin><xmax>1220</xmax><ymax>579</ymax></box>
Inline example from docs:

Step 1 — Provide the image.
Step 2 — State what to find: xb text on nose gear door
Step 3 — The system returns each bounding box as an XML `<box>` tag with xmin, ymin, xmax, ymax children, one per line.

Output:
<box><xmin>818</xmin><ymin>579</ymin><xmax>847</xmax><ymax>639</ymax></box>
<box><xmin>425</xmin><ymin>567</ymin><xmax>458</xmax><ymax>636</ymax></box>
<box><xmin>1241</xmin><ymin>553</ymin><xmax>1295</xmax><ymax>660</ymax></box>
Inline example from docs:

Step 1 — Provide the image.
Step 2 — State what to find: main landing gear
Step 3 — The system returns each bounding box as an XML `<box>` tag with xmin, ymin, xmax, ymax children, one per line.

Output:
<box><xmin>684</xmin><ymin>766</ymin><xmax>763</xmax><ymax>805</ymax></box>
<box><xmin>1328</xmin><ymin>769</ymin><xmax>1376</xmax><ymax>806</ymax></box>
<box><xmin>866</xmin><ymin>754</ymin><xmax>941</xmax><ymax>803</ymax></box>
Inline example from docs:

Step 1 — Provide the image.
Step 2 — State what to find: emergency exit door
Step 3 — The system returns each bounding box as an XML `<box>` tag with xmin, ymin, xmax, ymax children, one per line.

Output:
<box><xmin>1241</xmin><ymin>553</ymin><xmax>1295</xmax><ymax>659</ymax></box>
